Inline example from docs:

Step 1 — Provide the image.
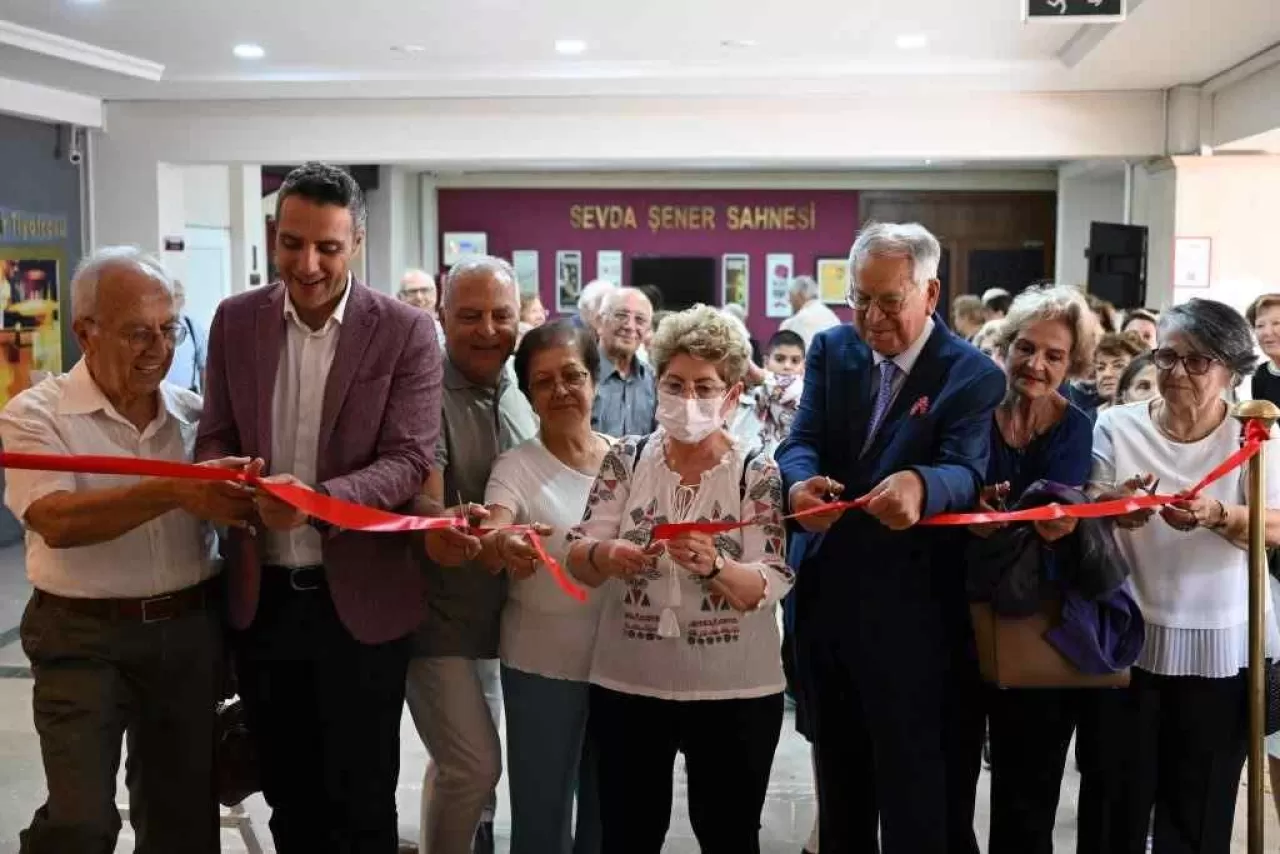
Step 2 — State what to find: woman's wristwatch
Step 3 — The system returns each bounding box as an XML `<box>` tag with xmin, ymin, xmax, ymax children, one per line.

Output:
<box><xmin>706</xmin><ymin>553</ymin><xmax>726</xmax><ymax>580</ymax></box>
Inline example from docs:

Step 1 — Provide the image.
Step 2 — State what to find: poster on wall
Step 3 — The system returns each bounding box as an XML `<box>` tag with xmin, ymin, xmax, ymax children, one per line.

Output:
<box><xmin>556</xmin><ymin>250</ymin><xmax>583</xmax><ymax>314</ymax></box>
<box><xmin>1173</xmin><ymin>236</ymin><xmax>1211</xmax><ymax>289</ymax></box>
<box><xmin>722</xmin><ymin>254</ymin><xmax>749</xmax><ymax>311</ymax></box>
<box><xmin>442</xmin><ymin>232</ymin><xmax>487</xmax><ymax>265</ymax></box>
<box><xmin>512</xmin><ymin>250</ymin><xmax>539</xmax><ymax>297</ymax></box>
<box><xmin>0</xmin><ymin>249</ymin><xmax>63</xmax><ymax>407</ymax></box>
<box><xmin>597</xmin><ymin>250</ymin><xmax>623</xmax><ymax>286</ymax></box>
<box><xmin>816</xmin><ymin>257</ymin><xmax>850</xmax><ymax>304</ymax></box>
<box><xmin>765</xmin><ymin>253</ymin><xmax>794</xmax><ymax>319</ymax></box>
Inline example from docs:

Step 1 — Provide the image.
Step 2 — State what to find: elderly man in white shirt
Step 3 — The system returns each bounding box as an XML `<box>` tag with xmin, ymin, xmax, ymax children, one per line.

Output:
<box><xmin>779</xmin><ymin>275</ymin><xmax>841</xmax><ymax>349</ymax></box>
<box><xmin>1</xmin><ymin>246</ymin><xmax>255</xmax><ymax>854</ymax></box>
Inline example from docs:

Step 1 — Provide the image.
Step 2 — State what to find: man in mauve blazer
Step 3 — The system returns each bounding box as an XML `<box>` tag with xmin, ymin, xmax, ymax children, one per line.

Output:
<box><xmin>196</xmin><ymin>163</ymin><xmax>442</xmax><ymax>852</ymax></box>
<box><xmin>777</xmin><ymin>223</ymin><xmax>1005</xmax><ymax>854</ymax></box>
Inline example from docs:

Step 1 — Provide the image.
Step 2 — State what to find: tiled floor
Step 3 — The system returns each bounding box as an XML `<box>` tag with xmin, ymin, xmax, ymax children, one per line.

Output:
<box><xmin>0</xmin><ymin>546</ymin><xmax>1275</xmax><ymax>852</ymax></box>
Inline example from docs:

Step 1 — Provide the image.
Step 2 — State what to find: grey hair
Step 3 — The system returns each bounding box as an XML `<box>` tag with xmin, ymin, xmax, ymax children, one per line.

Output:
<box><xmin>440</xmin><ymin>255</ymin><xmax>517</xmax><ymax>306</ymax></box>
<box><xmin>972</xmin><ymin>318</ymin><xmax>1006</xmax><ymax>353</ymax></box>
<box><xmin>578</xmin><ymin>278</ymin><xmax>617</xmax><ymax>313</ymax></box>
<box><xmin>849</xmin><ymin>221</ymin><xmax>941</xmax><ymax>289</ymax></box>
<box><xmin>71</xmin><ymin>245</ymin><xmax>174</xmax><ymax>321</ymax></box>
<box><xmin>789</xmin><ymin>275</ymin><xmax>820</xmax><ymax>300</ymax></box>
<box><xmin>993</xmin><ymin>284</ymin><xmax>1100</xmax><ymax>377</ymax></box>
<box><xmin>1158</xmin><ymin>298</ymin><xmax>1259</xmax><ymax>387</ymax></box>
<box><xmin>722</xmin><ymin>302</ymin><xmax>747</xmax><ymax>323</ymax></box>
<box><xmin>601</xmin><ymin>286</ymin><xmax>653</xmax><ymax>317</ymax></box>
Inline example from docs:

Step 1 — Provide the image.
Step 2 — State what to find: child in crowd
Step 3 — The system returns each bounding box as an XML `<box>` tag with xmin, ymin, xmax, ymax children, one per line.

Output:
<box><xmin>733</xmin><ymin>330</ymin><xmax>807</xmax><ymax>455</ymax></box>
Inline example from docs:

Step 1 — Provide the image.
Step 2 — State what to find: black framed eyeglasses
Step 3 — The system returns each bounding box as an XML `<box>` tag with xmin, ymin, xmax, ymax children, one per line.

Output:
<box><xmin>1151</xmin><ymin>347</ymin><xmax>1216</xmax><ymax>376</ymax></box>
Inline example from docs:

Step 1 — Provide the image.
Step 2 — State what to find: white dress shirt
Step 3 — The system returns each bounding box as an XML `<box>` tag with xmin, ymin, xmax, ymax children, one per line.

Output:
<box><xmin>870</xmin><ymin>316</ymin><xmax>935</xmax><ymax>408</ymax></box>
<box><xmin>0</xmin><ymin>360</ymin><xmax>215</xmax><ymax>599</ymax></box>
<box><xmin>779</xmin><ymin>299</ymin><xmax>842</xmax><ymax>349</ymax></box>
<box><xmin>266</xmin><ymin>280</ymin><xmax>351</xmax><ymax>567</ymax></box>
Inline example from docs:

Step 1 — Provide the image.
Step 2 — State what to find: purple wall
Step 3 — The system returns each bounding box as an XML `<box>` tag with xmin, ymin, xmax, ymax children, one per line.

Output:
<box><xmin>436</xmin><ymin>188</ymin><xmax>858</xmax><ymax>341</ymax></box>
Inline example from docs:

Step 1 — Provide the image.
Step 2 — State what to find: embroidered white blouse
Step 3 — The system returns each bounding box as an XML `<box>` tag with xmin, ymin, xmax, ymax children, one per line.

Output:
<box><xmin>568</xmin><ymin>429</ymin><xmax>793</xmax><ymax>701</ymax></box>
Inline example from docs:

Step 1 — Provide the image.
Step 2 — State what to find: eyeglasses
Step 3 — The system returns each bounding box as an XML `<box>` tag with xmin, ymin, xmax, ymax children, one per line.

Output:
<box><xmin>608</xmin><ymin>310</ymin><xmax>652</xmax><ymax>330</ymax></box>
<box><xmin>529</xmin><ymin>369</ymin><xmax>591</xmax><ymax>396</ymax></box>
<box><xmin>659</xmin><ymin>379</ymin><xmax>727</xmax><ymax>400</ymax></box>
<box><xmin>1152</xmin><ymin>348</ymin><xmax>1216</xmax><ymax>376</ymax></box>
<box><xmin>91</xmin><ymin>320</ymin><xmax>189</xmax><ymax>353</ymax></box>
<box><xmin>846</xmin><ymin>289</ymin><xmax>912</xmax><ymax>315</ymax></box>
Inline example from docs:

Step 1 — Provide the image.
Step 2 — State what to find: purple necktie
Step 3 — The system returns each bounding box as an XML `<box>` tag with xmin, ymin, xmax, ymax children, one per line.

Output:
<box><xmin>862</xmin><ymin>360</ymin><xmax>898</xmax><ymax>454</ymax></box>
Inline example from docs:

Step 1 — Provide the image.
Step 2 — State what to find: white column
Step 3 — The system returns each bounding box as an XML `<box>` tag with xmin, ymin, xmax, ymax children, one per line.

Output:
<box><xmin>1054</xmin><ymin>162</ymin><xmax>1127</xmax><ymax>288</ymax></box>
<box><xmin>420</xmin><ymin>172</ymin><xmax>439</xmax><ymax>277</ymax></box>
<box><xmin>229</xmin><ymin>164</ymin><xmax>266</xmax><ymax>291</ymax></box>
<box><xmin>1129</xmin><ymin>160</ymin><xmax>1177</xmax><ymax>308</ymax></box>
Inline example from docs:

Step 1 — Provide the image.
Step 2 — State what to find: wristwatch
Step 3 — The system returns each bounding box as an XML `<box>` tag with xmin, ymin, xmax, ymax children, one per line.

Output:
<box><xmin>706</xmin><ymin>553</ymin><xmax>725</xmax><ymax>580</ymax></box>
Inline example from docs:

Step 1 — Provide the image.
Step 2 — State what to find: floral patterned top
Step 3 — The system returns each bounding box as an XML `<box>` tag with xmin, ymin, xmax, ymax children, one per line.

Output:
<box><xmin>568</xmin><ymin>428</ymin><xmax>792</xmax><ymax>701</ymax></box>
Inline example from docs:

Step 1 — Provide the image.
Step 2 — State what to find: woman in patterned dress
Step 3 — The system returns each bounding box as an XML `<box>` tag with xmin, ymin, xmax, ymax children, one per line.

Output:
<box><xmin>566</xmin><ymin>304</ymin><xmax>793</xmax><ymax>854</ymax></box>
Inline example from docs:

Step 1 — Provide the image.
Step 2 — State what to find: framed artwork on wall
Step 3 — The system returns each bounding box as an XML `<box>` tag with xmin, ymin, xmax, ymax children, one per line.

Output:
<box><xmin>512</xmin><ymin>249</ymin><xmax>539</xmax><ymax>296</ymax></box>
<box><xmin>721</xmin><ymin>254</ymin><xmax>749</xmax><ymax>311</ymax></box>
<box><xmin>597</xmin><ymin>250</ymin><xmax>623</xmax><ymax>285</ymax></box>
<box><xmin>442</xmin><ymin>232</ymin><xmax>487</xmax><ymax>265</ymax></box>
<box><xmin>816</xmin><ymin>257</ymin><xmax>851</xmax><ymax>304</ymax></box>
<box><xmin>765</xmin><ymin>253</ymin><xmax>794</xmax><ymax>319</ymax></box>
<box><xmin>556</xmin><ymin>250</ymin><xmax>583</xmax><ymax>314</ymax></box>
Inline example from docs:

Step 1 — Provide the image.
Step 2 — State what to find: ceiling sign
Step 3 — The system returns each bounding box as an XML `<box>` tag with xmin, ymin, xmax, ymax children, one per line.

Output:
<box><xmin>1024</xmin><ymin>0</ymin><xmax>1126</xmax><ymax>23</ymax></box>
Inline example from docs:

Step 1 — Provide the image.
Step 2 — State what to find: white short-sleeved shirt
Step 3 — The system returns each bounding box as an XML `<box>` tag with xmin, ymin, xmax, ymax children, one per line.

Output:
<box><xmin>0</xmin><ymin>359</ymin><xmax>216</xmax><ymax>599</ymax></box>
<box><xmin>568</xmin><ymin>430</ymin><xmax>793</xmax><ymax>701</ymax></box>
<box><xmin>485</xmin><ymin>436</ymin><xmax>605</xmax><ymax>681</ymax></box>
<box><xmin>1091</xmin><ymin>400</ymin><xmax>1280</xmax><ymax>677</ymax></box>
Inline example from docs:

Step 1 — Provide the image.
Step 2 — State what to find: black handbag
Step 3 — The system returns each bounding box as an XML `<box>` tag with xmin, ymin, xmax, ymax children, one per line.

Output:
<box><xmin>215</xmin><ymin>697</ymin><xmax>259</xmax><ymax>807</ymax></box>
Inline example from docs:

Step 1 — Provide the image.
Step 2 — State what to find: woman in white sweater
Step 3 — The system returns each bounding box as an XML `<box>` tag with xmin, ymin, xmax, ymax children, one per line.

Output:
<box><xmin>565</xmin><ymin>305</ymin><xmax>792</xmax><ymax>854</ymax></box>
<box><xmin>479</xmin><ymin>320</ymin><xmax>610</xmax><ymax>854</ymax></box>
<box><xmin>1091</xmin><ymin>298</ymin><xmax>1280</xmax><ymax>853</ymax></box>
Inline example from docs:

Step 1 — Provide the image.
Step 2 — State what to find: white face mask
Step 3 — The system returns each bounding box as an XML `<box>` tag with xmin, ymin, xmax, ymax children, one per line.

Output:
<box><xmin>657</xmin><ymin>391</ymin><xmax>726</xmax><ymax>444</ymax></box>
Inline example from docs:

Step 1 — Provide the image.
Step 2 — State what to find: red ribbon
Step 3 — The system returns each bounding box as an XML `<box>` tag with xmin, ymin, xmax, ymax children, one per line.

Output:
<box><xmin>648</xmin><ymin>419</ymin><xmax>1272</xmax><ymax>539</ymax></box>
<box><xmin>0</xmin><ymin>451</ymin><xmax>589</xmax><ymax>603</ymax></box>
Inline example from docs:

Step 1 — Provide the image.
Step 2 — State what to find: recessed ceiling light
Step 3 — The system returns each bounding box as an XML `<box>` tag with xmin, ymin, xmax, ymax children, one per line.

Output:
<box><xmin>895</xmin><ymin>33</ymin><xmax>929</xmax><ymax>50</ymax></box>
<box><xmin>391</xmin><ymin>44</ymin><xmax>427</xmax><ymax>53</ymax></box>
<box><xmin>555</xmin><ymin>39</ymin><xmax>587</xmax><ymax>55</ymax></box>
<box><xmin>721</xmin><ymin>39</ymin><xmax>758</xmax><ymax>49</ymax></box>
<box><xmin>924</xmin><ymin>159</ymin><xmax>934</xmax><ymax>165</ymax></box>
<box><xmin>233</xmin><ymin>43</ymin><xmax>265</xmax><ymax>60</ymax></box>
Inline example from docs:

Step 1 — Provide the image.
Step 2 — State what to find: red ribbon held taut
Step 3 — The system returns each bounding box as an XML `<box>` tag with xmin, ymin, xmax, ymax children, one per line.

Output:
<box><xmin>648</xmin><ymin>419</ymin><xmax>1272</xmax><ymax>539</ymax></box>
<box><xmin>0</xmin><ymin>452</ymin><xmax>590</xmax><ymax>603</ymax></box>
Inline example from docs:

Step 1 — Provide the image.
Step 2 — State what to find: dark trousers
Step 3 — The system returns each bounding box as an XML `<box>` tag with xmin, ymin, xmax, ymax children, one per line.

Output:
<box><xmin>18</xmin><ymin>590</ymin><xmax>223</xmax><ymax>854</ymax></box>
<box><xmin>234</xmin><ymin>571</ymin><xmax>412</xmax><ymax>854</ymax></box>
<box><xmin>987</xmin><ymin>686</ymin><xmax>1129</xmax><ymax>854</ymax></box>
<box><xmin>1108</xmin><ymin>668</ymin><xmax>1248</xmax><ymax>854</ymax></box>
<box><xmin>588</xmin><ymin>685</ymin><xmax>783</xmax><ymax>854</ymax></box>
<box><xmin>800</xmin><ymin>609</ymin><xmax>979</xmax><ymax>854</ymax></box>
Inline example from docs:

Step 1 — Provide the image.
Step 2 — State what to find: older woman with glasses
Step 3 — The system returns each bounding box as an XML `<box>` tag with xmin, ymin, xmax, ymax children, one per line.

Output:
<box><xmin>474</xmin><ymin>320</ymin><xmax>609</xmax><ymax>854</ymax></box>
<box><xmin>1092</xmin><ymin>298</ymin><xmax>1280</xmax><ymax>853</ymax></box>
<box><xmin>973</xmin><ymin>285</ymin><xmax>1115</xmax><ymax>853</ymax></box>
<box><xmin>566</xmin><ymin>305</ymin><xmax>792</xmax><ymax>854</ymax></box>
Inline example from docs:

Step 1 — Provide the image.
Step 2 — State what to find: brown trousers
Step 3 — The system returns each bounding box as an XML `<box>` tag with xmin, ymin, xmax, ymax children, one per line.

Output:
<box><xmin>18</xmin><ymin>589</ymin><xmax>223</xmax><ymax>854</ymax></box>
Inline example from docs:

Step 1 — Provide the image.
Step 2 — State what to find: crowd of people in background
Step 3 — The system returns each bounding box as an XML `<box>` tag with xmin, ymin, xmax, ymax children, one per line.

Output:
<box><xmin>10</xmin><ymin>160</ymin><xmax>1280</xmax><ymax>854</ymax></box>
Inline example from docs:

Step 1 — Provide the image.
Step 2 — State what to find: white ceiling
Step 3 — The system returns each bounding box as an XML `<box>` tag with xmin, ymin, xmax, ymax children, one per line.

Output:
<box><xmin>0</xmin><ymin>0</ymin><xmax>1276</xmax><ymax>100</ymax></box>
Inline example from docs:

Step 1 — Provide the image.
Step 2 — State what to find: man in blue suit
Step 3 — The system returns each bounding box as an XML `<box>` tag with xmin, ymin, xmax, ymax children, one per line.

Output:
<box><xmin>777</xmin><ymin>222</ymin><xmax>1006</xmax><ymax>853</ymax></box>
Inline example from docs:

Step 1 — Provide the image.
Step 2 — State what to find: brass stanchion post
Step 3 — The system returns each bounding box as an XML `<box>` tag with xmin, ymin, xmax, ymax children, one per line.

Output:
<box><xmin>1234</xmin><ymin>399</ymin><xmax>1280</xmax><ymax>854</ymax></box>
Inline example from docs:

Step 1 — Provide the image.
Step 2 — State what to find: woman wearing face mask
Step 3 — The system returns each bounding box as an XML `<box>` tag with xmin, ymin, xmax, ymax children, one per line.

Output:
<box><xmin>565</xmin><ymin>305</ymin><xmax>792</xmax><ymax>854</ymax></box>
<box><xmin>970</xmin><ymin>285</ymin><xmax>1120</xmax><ymax>853</ymax></box>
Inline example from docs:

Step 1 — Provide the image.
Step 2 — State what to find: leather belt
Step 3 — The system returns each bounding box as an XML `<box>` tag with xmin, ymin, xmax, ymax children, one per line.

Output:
<box><xmin>34</xmin><ymin>578</ymin><xmax>218</xmax><ymax>624</ymax></box>
<box><xmin>263</xmin><ymin>565</ymin><xmax>326</xmax><ymax>592</ymax></box>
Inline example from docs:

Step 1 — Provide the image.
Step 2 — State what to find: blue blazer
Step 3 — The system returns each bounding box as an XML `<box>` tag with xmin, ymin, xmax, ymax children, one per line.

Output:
<box><xmin>777</xmin><ymin>320</ymin><xmax>1006</xmax><ymax>621</ymax></box>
